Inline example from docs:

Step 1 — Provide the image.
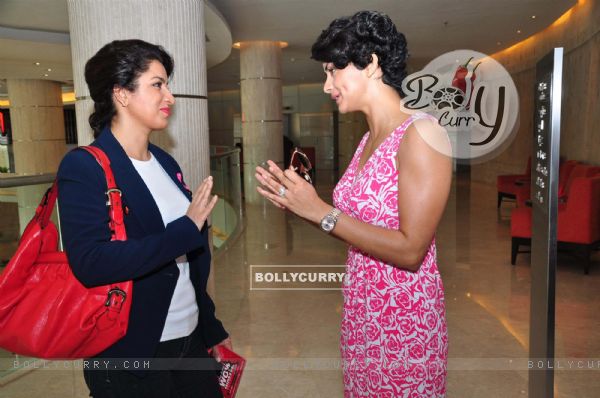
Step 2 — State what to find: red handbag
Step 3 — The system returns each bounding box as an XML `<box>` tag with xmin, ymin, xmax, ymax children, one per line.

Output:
<box><xmin>0</xmin><ymin>146</ymin><xmax>132</xmax><ymax>359</ymax></box>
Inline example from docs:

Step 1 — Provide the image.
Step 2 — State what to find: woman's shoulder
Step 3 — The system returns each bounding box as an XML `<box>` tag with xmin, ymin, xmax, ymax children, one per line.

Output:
<box><xmin>57</xmin><ymin>146</ymin><xmax>105</xmax><ymax>181</ymax></box>
<box><xmin>398</xmin><ymin>113</ymin><xmax>452</xmax><ymax>162</ymax></box>
<box><xmin>400</xmin><ymin>112</ymin><xmax>438</xmax><ymax>129</ymax></box>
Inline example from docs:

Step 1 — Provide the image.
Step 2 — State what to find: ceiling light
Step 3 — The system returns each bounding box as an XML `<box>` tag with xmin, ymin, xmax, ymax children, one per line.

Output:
<box><xmin>497</xmin><ymin>41</ymin><xmax>502</xmax><ymax>45</ymax></box>
<box><xmin>232</xmin><ymin>41</ymin><xmax>288</xmax><ymax>49</ymax></box>
<box><xmin>43</xmin><ymin>74</ymin><xmax>49</xmax><ymax>77</ymax></box>
<box><xmin>47</xmin><ymin>68</ymin><xmax>52</xmax><ymax>72</ymax></box>
<box><xmin>531</xmin><ymin>15</ymin><xmax>536</xmax><ymax>19</ymax></box>
<box><xmin>517</xmin><ymin>29</ymin><xmax>522</xmax><ymax>34</ymax></box>
<box><xmin>34</xmin><ymin>62</ymin><xmax>40</xmax><ymax>66</ymax></box>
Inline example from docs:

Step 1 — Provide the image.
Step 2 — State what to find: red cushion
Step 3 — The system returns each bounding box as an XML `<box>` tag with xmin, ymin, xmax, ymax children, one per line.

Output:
<box><xmin>515</xmin><ymin>184</ymin><xmax>531</xmax><ymax>207</ymax></box>
<box><xmin>497</xmin><ymin>175</ymin><xmax>528</xmax><ymax>195</ymax></box>
<box><xmin>557</xmin><ymin>176</ymin><xmax>600</xmax><ymax>244</ymax></box>
<box><xmin>563</xmin><ymin>164</ymin><xmax>599</xmax><ymax>199</ymax></box>
<box><xmin>511</xmin><ymin>207</ymin><xmax>532</xmax><ymax>238</ymax></box>
<box><xmin>497</xmin><ymin>157</ymin><xmax>531</xmax><ymax>195</ymax></box>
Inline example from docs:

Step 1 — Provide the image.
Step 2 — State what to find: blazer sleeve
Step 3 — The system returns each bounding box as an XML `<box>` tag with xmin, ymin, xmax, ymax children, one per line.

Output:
<box><xmin>57</xmin><ymin>149</ymin><xmax>205</xmax><ymax>287</ymax></box>
<box><xmin>200</xmin><ymin>291</ymin><xmax>229</xmax><ymax>347</ymax></box>
<box><xmin>187</xmin><ymin>243</ymin><xmax>229</xmax><ymax>347</ymax></box>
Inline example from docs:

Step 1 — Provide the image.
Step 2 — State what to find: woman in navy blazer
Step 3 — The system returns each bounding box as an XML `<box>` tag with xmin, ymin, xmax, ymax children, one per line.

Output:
<box><xmin>57</xmin><ymin>40</ymin><xmax>228</xmax><ymax>397</ymax></box>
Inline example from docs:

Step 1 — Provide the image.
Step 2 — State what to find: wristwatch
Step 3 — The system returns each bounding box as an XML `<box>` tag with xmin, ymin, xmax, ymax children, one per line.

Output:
<box><xmin>320</xmin><ymin>208</ymin><xmax>342</xmax><ymax>233</ymax></box>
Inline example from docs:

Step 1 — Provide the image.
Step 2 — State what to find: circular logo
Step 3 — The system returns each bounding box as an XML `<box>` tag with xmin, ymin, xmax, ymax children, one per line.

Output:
<box><xmin>401</xmin><ymin>50</ymin><xmax>519</xmax><ymax>163</ymax></box>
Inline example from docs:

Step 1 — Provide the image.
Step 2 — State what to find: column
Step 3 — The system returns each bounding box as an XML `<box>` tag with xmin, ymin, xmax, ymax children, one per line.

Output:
<box><xmin>67</xmin><ymin>0</ymin><xmax>210</xmax><ymax>190</ymax></box>
<box><xmin>6</xmin><ymin>79</ymin><xmax>66</xmax><ymax>232</ymax></box>
<box><xmin>239</xmin><ymin>41</ymin><xmax>284</xmax><ymax>204</ymax></box>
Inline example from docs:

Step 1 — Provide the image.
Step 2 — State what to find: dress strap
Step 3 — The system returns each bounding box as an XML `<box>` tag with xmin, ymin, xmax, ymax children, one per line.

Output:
<box><xmin>387</xmin><ymin>112</ymin><xmax>437</xmax><ymax>159</ymax></box>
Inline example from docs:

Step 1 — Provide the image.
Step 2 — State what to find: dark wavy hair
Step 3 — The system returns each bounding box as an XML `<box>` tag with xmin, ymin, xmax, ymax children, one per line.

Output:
<box><xmin>84</xmin><ymin>39</ymin><xmax>174</xmax><ymax>138</ymax></box>
<box><xmin>311</xmin><ymin>11</ymin><xmax>408</xmax><ymax>97</ymax></box>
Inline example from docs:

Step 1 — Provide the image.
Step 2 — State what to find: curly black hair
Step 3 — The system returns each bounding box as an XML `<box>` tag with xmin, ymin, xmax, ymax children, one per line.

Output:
<box><xmin>84</xmin><ymin>39</ymin><xmax>174</xmax><ymax>138</ymax></box>
<box><xmin>311</xmin><ymin>10</ymin><xmax>408</xmax><ymax>96</ymax></box>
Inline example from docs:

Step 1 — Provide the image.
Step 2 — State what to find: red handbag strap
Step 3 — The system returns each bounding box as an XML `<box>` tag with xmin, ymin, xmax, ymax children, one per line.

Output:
<box><xmin>80</xmin><ymin>146</ymin><xmax>127</xmax><ymax>241</ymax></box>
<box><xmin>37</xmin><ymin>182</ymin><xmax>58</xmax><ymax>228</ymax></box>
<box><xmin>39</xmin><ymin>146</ymin><xmax>127</xmax><ymax>242</ymax></box>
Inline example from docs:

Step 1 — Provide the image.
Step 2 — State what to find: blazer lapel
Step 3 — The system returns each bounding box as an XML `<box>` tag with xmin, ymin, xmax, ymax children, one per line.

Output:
<box><xmin>94</xmin><ymin>127</ymin><xmax>166</xmax><ymax>235</ymax></box>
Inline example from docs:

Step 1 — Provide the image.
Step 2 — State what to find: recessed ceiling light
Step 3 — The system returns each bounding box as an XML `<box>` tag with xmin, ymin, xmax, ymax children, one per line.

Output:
<box><xmin>232</xmin><ymin>41</ymin><xmax>288</xmax><ymax>49</ymax></box>
<box><xmin>517</xmin><ymin>29</ymin><xmax>522</xmax><ymax>34</ymax></box>
<box><xmin>47</xmin><ymin>68</ymin><xmax>52</xmax><ymax>72</ymax></box>
<box><xmin>497</xmin><ymin>41</ymin><xmax>502</xmax><ymax>45</ymax></box>
<box><xmin>34</xmin><ymin>62</ymin><xmax>40</xmax><ymax>66</ymax></box>
<box><xmin>43</xmin><ymin>74</ymin><xmax>49</xmax><ymax>77</ymax></box>
<box><xmin>290</xmin><ymin>58</ymin><xmax>295</xmax><ymax>62</ymax></box>
<box><xmin>531</xmin><ymin>15</ymin><xmax>536</xmax><ymax>19</ymax></box>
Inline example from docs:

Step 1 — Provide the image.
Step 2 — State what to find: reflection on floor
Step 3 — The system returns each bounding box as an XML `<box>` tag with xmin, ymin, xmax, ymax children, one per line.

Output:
<box><xmin>1</xmin><ymin>174</ymin><xmax>599</xmax><ymax>397</ymax></box>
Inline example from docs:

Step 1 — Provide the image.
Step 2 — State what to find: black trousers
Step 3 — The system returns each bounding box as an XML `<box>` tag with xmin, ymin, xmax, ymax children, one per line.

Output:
<box><xmin>83</xmin><ymin>327</ymin><xmax>223</xmax><ymax>398</ymax></box>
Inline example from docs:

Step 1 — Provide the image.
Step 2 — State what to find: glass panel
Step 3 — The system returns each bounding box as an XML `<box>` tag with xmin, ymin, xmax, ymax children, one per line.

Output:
<box><xmin>0</xmin><ymin>177</ymin><xmax>56</xmax><ymax>380</ymax></box>
<box><xmin>209</xmin><ymin>148</ymin><xmax>242</xmax><ymax>251</ymax></box>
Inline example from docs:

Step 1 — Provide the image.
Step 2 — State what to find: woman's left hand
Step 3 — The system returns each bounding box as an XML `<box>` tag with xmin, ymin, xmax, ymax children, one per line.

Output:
<box><xmin>211</xmin><ymin>337</ymin><xmax>233</xmax><ymax>362</ymax></box>
<box><xmin>255</xmin><ymin>160</ymin><xmax>329</xmax><ymax>223</ymax></box>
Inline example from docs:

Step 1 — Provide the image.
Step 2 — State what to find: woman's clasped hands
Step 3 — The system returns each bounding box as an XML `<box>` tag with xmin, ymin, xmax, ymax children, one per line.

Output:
<box><xmin>255</xmin><ymin>160</ymin><xmax>329</xmax><ymax>224</ymax></box>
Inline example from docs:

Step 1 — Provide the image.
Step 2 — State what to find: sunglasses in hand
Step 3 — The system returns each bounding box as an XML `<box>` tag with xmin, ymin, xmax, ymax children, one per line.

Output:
<box><xmin>290</xmin><ymin>147</ymin><xmax>313</xmax><ymax>185</ymax></box>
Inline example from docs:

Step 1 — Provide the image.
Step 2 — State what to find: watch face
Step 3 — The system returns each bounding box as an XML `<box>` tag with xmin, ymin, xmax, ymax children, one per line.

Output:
<box><xmin>321</xmin><ymin>216</ymin><xmax>335</xmax><ymax>231</ymax></box>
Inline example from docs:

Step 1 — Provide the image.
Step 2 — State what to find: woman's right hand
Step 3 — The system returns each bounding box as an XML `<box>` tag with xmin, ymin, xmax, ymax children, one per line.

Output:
<box><xmin>186</xmin><ymin>176</ymin><xmax>219</xmax><ymax>230</ymax></box>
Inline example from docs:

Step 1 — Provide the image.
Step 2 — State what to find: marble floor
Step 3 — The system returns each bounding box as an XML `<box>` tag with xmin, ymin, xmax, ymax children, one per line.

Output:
<box><xmin>1</xmin><ymin>174</ymin><xmax>599</xmax><ymax>397</ymax></box>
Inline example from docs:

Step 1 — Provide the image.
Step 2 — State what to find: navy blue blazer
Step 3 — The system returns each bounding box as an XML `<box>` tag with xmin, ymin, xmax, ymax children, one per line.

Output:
<box><xmin>57</xmin><ymin>126</ymin><xmax>228</xmax><ymax>363</ymax></box>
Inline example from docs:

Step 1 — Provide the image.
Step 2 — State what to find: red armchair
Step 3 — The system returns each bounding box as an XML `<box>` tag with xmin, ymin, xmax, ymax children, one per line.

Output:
<box><xmin>514</xmin><ymin>160</ymin><xmax>579</xmax><ymax>207</ymax></box>
<box><xmin>561</xmin><ymin>164</ymin><xmax>600</xmax><ymax>201</ymax></box>
<box><xmin>497</xmin><ymin>157</ymin><xmax>531</xmax><ymax>208</ymax></box>
<box><xmin>511</xmin><ymin>173</ymin><xmax>600</xmax><ymax>274</ymax></box>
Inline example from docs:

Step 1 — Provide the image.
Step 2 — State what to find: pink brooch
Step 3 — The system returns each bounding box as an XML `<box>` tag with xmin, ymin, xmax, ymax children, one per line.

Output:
<box><xmin>176</xmin><ymin>172</ymin><xmax>191</xmax><ymax>193</ymax></box>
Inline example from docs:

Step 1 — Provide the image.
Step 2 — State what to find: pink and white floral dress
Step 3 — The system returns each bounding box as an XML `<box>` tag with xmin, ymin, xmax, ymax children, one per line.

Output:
<box><xmin>333</xmin><ymin>113</ymin><xmax>448</xmax><ymax>397</ymax></box>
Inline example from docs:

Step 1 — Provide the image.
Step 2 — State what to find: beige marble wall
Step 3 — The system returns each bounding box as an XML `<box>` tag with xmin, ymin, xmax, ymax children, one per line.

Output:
<box><xmin>7</xmin><ymin>79</ymin><xmax>66</xmax><ymax>175</ymax></box>
<box><xmin>472</xmin><ymin>0</ymin><xmax>600</xmax><ymax>184</ymax></box>
<box><xmin>239</xmin><ymin>41</ymin><xmax>284</xmax><ymax>203</ymax></box>
<box><xmin>208</xmin><ymin>90</ymin><xmax>240</xmax><ymax>147</ymax></box>
<box><xmin>6</xmin><ymin>79</ymin><xmax>66</xmax><ymax>234</ymax></box>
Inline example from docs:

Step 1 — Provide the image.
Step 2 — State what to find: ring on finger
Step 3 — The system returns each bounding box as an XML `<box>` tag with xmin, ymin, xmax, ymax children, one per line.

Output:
<box><xmin>278</xmin><ymin>185</ymin><xmax>287</xmax><ymax>198</ymax></box>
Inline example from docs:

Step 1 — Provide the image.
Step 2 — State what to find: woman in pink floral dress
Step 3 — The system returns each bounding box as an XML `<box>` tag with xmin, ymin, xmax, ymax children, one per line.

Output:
<box><xmin>255</xmin><ymin>11</ymin><xmax>452</xmax><ymax>397</ymax></box>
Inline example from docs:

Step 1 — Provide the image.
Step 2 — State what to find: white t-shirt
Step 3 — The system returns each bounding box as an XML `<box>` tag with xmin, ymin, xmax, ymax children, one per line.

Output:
<box><xmin>130</xmin><ymin>153</ymin><xmax>199</xmax><ymax>341</ymax></box>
